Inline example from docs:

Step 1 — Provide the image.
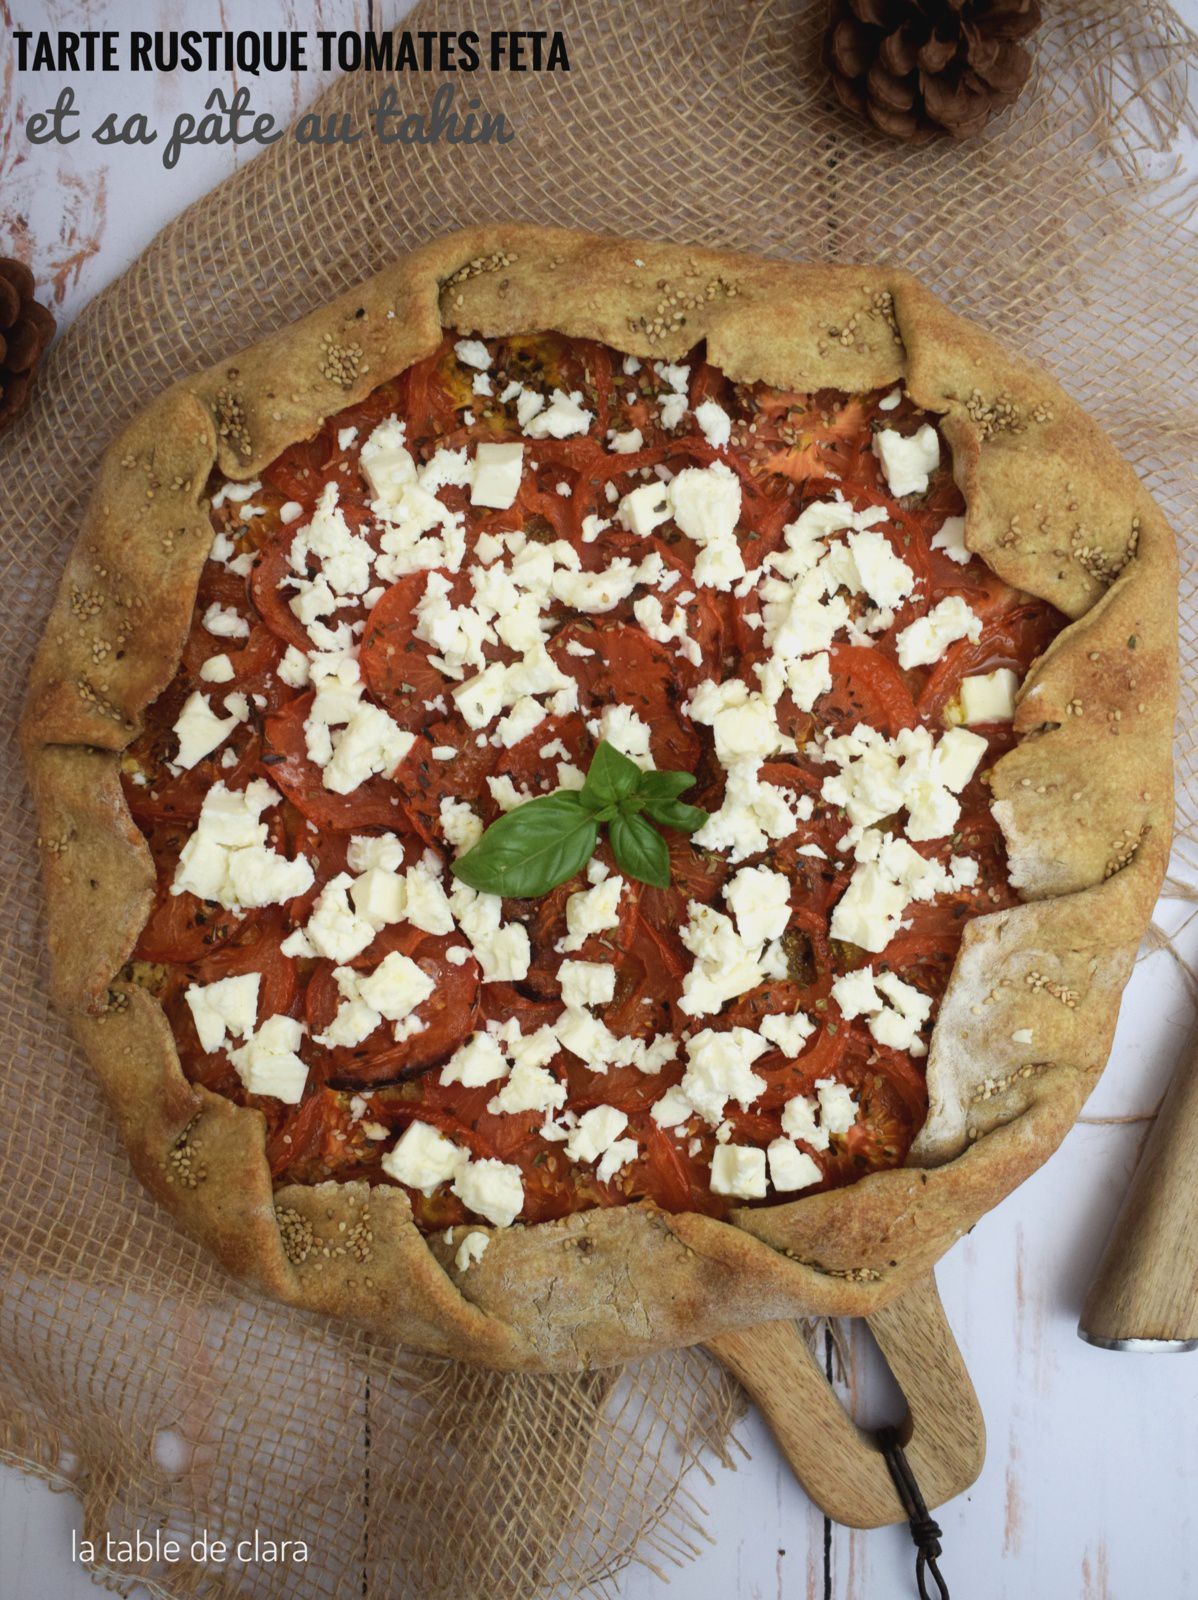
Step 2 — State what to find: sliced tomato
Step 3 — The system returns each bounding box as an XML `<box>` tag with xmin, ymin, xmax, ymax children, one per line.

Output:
<box><xmin>305</xmin><ymin>934</ymin><xmax>481</xmax><ymax>1089</ymax></box>
<box><xmin>549</xmin><ymin>620</ymin><xmax>700</xmax><ymax>772</ymax></box>
<box><xmin>396</xmin><ymin>730</ymin><xmax>495</xmax><ymax>849</ymax></box>
<box><xmin>262</xmin><ymin>695</ymin><xmax>412</xmax><ymax>832</ymax></box>
<box><xmin>250</xmin><ymin>536</ymin><xmax>319</xmax><ymax>652</ymax></box>
<box><xmin>635</xmin><ymin>1116</ymin><xmax>710</xmax><ymax>1213</ymax></box>
<box><xmin>135</xmin><ymin>879</ymin><xmax>250</xmax><ymax>964</ymax></box>
<box><xmin>359</xmin><ymin>572</ymin><xmax>466</xmax><ymax>729</ymax></box>
<box><xmin>165</xmin><ymin>916</ymin><xmax>299</xmax><ymax>1092</ymax></box>
<box><xmin>815</xmin><ymin>644</ymin><xmax>918</xmax><ymax>738</ymax></box>
<box><xmin>917</xmin><ymin>601</ymin><xmax>1062</xmax><ymax>723</ymax></box>
<box><xmin>264</xmin><ymin>1088</ymin><xmax>359</xmax><ymax>1181</ymax></box>
<box><xmin>182</xmin><ymin>621</ymin><xmax>286</xmax><ymax>706</ymax></box>
<box><xmin>493</xmin><ymin>713</ymin><xmax>590</xmax><ymax>811</ymax></box>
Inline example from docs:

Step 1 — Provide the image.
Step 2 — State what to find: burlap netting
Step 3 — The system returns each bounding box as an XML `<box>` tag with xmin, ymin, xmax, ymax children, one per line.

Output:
<box><xmin>3</xmin><ymin>3</ymin><xmax>1196</xmax><ymax>1596</ymax></box>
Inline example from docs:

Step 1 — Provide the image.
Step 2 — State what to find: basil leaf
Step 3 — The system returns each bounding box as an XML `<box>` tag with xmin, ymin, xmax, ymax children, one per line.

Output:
<box><xmin>635</xmin><ymin>769</ymin><xmax>696</xmax><ymax>802</ymax></box>
<box><xmin>452</xmin><ymin>792</ymin><xmax>598</xmax><ymax>898</ymax></box>
<box><xmin>580</xmin><ymin>740</ymin><xmax>643</xmax><ymax>811</ymax></box>
<box><xmin>642</xmin><ymin>797</ymin><xmax>709</xmax><ymax>834</ymax></box>
<box><xmin>608</xmin><ymin>810</ymin><xmax>671</xmax><ymax>888</ymax></box>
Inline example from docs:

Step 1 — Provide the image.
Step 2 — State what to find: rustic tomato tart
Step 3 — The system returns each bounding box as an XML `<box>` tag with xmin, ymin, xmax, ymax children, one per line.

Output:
<box><xmin>23</xmin><ymin>228</ymin><xmax>1175</xmax><ymax>1370</ymax></box>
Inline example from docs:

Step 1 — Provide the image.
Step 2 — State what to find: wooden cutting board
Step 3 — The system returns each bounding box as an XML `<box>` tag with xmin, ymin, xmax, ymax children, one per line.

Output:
<box><xmin>705</xmin><ymin>1271</ymin><xmax>984</xmax><ymax>1527</ymax></box>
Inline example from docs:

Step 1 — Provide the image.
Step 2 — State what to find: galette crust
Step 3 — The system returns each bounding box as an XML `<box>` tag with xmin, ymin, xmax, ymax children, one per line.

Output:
<box><xmin>22</xmin><ymin>227</ymin><xmax>1176</xmax><ymax>1371</ymax></box>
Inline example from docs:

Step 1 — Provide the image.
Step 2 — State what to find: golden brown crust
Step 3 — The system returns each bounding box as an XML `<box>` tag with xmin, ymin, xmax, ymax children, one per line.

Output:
<box><xmin>22</xmin><ymin>226</ymin><xmax>1176</xmax><ymax>1369</ymax></box>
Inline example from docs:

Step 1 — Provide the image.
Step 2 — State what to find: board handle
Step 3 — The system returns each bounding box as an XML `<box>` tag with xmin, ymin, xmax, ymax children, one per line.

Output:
<box><xmin>704</xmin><ymin>1272</ymin><xmax>984</xmax><ymax>1528</ymax></box>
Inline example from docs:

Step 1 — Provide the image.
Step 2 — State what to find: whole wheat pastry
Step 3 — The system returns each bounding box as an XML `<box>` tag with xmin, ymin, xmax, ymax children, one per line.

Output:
<box><xmin>23</xmin><ymin>227</ymin><xmax>1176</xmax><ymax>1370</ymax></box>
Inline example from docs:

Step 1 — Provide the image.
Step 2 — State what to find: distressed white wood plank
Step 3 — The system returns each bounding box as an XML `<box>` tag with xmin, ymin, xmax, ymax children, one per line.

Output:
<box><xmin>1</xmin><ymin>0</ymin><xmax>373</xmax><ymax>324</ymax></box>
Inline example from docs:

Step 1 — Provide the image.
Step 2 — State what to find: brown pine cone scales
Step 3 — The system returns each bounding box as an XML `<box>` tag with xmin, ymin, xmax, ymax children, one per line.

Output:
<box><xmin>824</xmin><ymin>0</ymin><xmax>1042</xmax><ymax>142</ymax></box>
<box><xmin>0</xmin><ymin>258</ymin><xmax>56</xmax><ymax>430</ymax></box>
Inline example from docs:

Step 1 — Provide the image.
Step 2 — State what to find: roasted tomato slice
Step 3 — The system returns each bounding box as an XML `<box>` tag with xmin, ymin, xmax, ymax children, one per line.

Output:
<box><xmin>359</xmin><ymin>571</ymin><xmax>472</xmax><ymax>730</ymax></box>
<box><xmin>305</xmin><ymin>933</ymin><xmax>481</xmax><ymax>1089</ymax></box>
<box><xmin>811</xmin><ymin>643</ymin><xmax>918</xmax><ymax>738</ymax></box>
<box><xmin>261</xmin><ymin>695</ymin><xmax>416</xmax><ymax>832</ymax></box>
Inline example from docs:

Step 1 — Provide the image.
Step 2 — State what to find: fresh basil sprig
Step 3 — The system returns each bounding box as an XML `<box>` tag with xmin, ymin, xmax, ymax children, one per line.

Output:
<box><xmin>451</xmin><ymin>740</ymin><xmax>708</xmax><ymax>897</ymax></box>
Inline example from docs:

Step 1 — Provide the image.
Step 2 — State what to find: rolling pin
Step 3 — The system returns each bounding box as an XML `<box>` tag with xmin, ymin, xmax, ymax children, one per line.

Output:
<box><xmin>1078</xmin><ymin>1024</ymin><xmax>1198</xmax><ymax>1350</ymax></box>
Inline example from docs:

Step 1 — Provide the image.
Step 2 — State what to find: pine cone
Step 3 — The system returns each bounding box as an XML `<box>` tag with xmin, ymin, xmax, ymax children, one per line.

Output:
<box><xmin>0</xmin><ymin>258</ymin><xmax>56</xmax><ymax>429</ymax></box>
<box><xmin>824</xmin><ymin>0</ymin><xmax>1042</xmax><ymax>142</ymax></box>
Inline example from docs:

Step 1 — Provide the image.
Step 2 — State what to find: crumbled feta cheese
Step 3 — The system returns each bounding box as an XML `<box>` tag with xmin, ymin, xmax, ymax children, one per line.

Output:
<box><xmin>184</xmin><ymin>973</ymin><xmax>259</xmax><ymax>1054</ymax></box>
<box><xmin>441</xmin><ymin>1031</ymin><xmax>509</xmax><ymax>1088</ymax></box>
<box><xmin>455</xmin><ymin>1231</ymin><xmax>490</xmax><ymax>1270</ymax></box>
<box><xmin>608</xmin><ymin>427</ymin><xmax>643</xmax><ymax>454</ymax></box>
<box><xmin>688</xmin><ymin>677</ymin><xmax>788</xmax><ymax>768</ymax></box>
<box><xmin>558</xmin><ymin>960</ymin><xmax>617</xmax><ymax>1009</ymax></box>
<box><xmin>618</xmin><ymin>481</ymin><xmax>671</xmax><ymax>539</ymax></box>
<box><xmin>172</xmin><ymin>690</ymin><xmax>245</xmax><ymax>770</ymax></box>
<box><xmin>590</xmin><ymin>702</ymin><xmax>655</xmax><ymax>770</ymax></box>
<box><xmin>816</xmin><ymin>1078</ymin><xmax>858</xmax><ymax>1135</ymax></box>
<box><xmin>452</xmin><ymin>1158</ymin><xmax>524</xmax><ymax>1227</ymax></box>
<box><xmin>679</xmin><ymin>1027</ymin><xmax>769</xmax><ymax>1124</ymax></box>
<box><xmin>710</xmin><ymin>1143</ymin><xmax>767</xmax><ymax>1199</ymax></box>
<box><xmin>203</xmin><ymin>602</ymin><xmax>250</xmax><ymax>640</ymax></box>
<box><xmin>633</xmin><ymin>593</ymin><xmax>702</xmax><ymax>669</ymax></box>
<box><xmin>828</xmin><ymin>860</ymin><xmax>910</xmax><ymax>953</ymax></box>
<box><xmin>895</xmin><ymin>596</ymin><xmax>982</xmax><ymax>670</ymax></box>
<box><xmin>487</xmin><ymin>1057</ymin><xmax>566</xmax><ymax>1117</ymax></box>
<box><xmin>931</xmin><ymin>515</ymin><xmax>970</xmax><ymax>564</ymax></box>
<box><xmin>305</xmin><ymin>872</ymin><xmax>377</xmax><ymax>962</ymax></box>
<box><xmin>382</xmin><ymin>1121</ymin><xmax>467</xmax><ymax>1195</ymax></box>
<box><xmin>454</xmin><ymin>338</ymin><xmax>491</xmax><ymax>370</ymax></box>
<box><xmin>759</xmin><ymin>1011</ymin><xmax>815</xmax><ymax>1056</ymax></box>
<box><xmin>874</xmin><ymin>424</ymin><xmax>940</xmax><ymax>497</ymax></box>
<box><xmin>288</xmin><ymin>481</ymin><xmax>375</xmax><ymax>599</ymax></box>
<box><xmin>724</xmin><ymin>865</ymin><xmax>791</xmax><ymax>947</ymax></box>
<box><xmin>694</xmin><ymin>399</ymin><xmax>732</xmax><ymax>449</ymax></box>
<box><xmin>566</xmin><ymin>1104</ymin><xmax>628</xmax><ymax>1164</ymax></box>
<box><xmin>471</xmin><ymin>442</ymin><xmax>524</xmax><ymax>510</ymax></box>
<box><xmin>229</xmin><ymin>1014</ymin><xmax>308</xmax><ymax>1103</ymax></box>
<box><xmin>439</xmin><ymin>798</ymin><xmax>484</xmax><ymax>855</ymax></box>
<box><xmin>211</xmin><ymin>478</ymin><xmax>262</xmax><ymax>510</ymax></box>
<box><xmin>278</xmin><ymin>645</ymin><xmax>310</xmax><ymax>688</ymax></box>
<box><xmin>451</xmin><ymin>884</ymin><xmax>531</xmax><ymax>981</ymax></box>
<box><xmin>958</xmin><ymin>668</ymin><xmax>1018</xmax><ymax>725</ymax></box>
<box><xmin>551</xmin><ymin>551</ymin><xmax>664</xmax><ymax>614</ymax></box>
<box><xmin>831</xmin><ymin>965</ymin><xmax>932</xmax><ymax>1054</ymax></box>
<box><xmin>693</xmin><ymin>761</ymin><xmax>807</xmax><ymax>862</ymax></box>
<box><xmin>669</xmin><ymin>461</ymin><xmax>743</xmax><ymax>588</ymax></box>
<box><xmin>844</xmin><ymin>528</ymin><xmax>916</xmax><ymax>612</ymax></box>
<box><xmin>173</xmin><ymin>781</ymin><xmax>314</xmax><ymax>910</ymax></box>
<box><xmin>767</xmin><ymin>1139</ymin><xmax>821</xmax><ymax>1192</ymax></box>
<box><xmin>522</xmin><ymin>388</ymin><xmax>593</xmax><ymax>440</ymax></box>
<box><xmin>780</xmin><ymin>1092</ymin><xmax>827</xmax><ymax>1151</ymax></box>
<box><xmin>199</xmin><ymin>653</ymin><xmax>235</xmax><ymax>685</ymax></box>
<box><xmin>324</xmin><ymin>703</ymin><xmax>415</xmax><ymax>794</ymax></box>
<box><xmin>559</xmin><ymin>876</ymin><xmax>624</xmax><ymax>952</ymax></box>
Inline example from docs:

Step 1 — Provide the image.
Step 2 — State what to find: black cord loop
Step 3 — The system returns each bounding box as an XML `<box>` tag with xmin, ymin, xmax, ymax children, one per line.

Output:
<box><xmin>877</xmin><ymin>1426</ymin><xmax>950</xmax><ymax>1600</ymax></box>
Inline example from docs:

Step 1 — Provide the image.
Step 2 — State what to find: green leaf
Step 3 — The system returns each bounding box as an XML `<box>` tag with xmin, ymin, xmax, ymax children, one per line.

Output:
<box><xmin>452</xmin><ymin>792</ymin><xmax>599</xmax><ymax>899</ymax></box>
<box><xmin>642</xmin><ymin>797</ymin><xmax>709</xmax><ymax>834</ymax></box>
<box><xmin>635</xmin><ymin>769</ymin><xmax>696</xmax><ymax>803</ymax></box>
<box><xmin>609</xmin><ymin>810</ymin><xmax>671</xmax><ymax>888</ymax></box>
<box><xmin>580</xmin><ymin>740</ymin><xmax>643</xmax><ymax>811</ymax></box>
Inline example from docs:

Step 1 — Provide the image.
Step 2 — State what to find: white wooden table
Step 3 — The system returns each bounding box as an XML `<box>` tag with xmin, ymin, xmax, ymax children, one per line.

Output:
<box><xmin>4</xmin><ymin>3</ymin><xmax>1198</xmax><ymax>1595</ymax></box>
